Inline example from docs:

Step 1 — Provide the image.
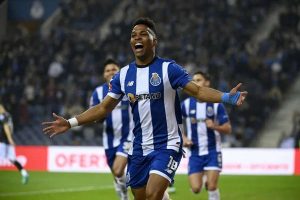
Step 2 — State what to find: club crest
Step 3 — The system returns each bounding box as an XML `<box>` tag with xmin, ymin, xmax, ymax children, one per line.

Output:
<box><xmin>206</xmin><ymin>106</ymin><xmax>214</xmax><ymax>117</ymax></box>
<box><xmin>150</xmin><ymin>72</ymin><xmax>161</xmax><ymax>86</ymax></box>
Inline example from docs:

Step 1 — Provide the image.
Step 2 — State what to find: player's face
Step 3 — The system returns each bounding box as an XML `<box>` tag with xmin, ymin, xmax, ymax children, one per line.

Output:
<box><xmin>130</xmin><ymin>24</ymin><xmax>157</xmax><ymax>62</ymax></box>
<box><xmin>193</xmin><ymin>74</ymin><xmax>206</xmax><ymax>87</ymax></box>
<box><xmin>103</xmin><ymin>63</ymin><xmax>119</xmax><ymax>82</ymax></box>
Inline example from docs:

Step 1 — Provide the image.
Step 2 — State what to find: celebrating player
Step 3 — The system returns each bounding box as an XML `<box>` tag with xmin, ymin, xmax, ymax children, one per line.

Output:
<box><xmin>90</xmin><ymin>59</ymin><xmax>133</xmax><ymax>200</ymax></box>
<box><xmin>181</xmin><ymin>71</ymin><xmax>232</xmax><ymax>200</ymax></box>
<box><xmin>42</xmin><ymin>17</ymin><xmax>247</xmax><ymax>200</ymax></box>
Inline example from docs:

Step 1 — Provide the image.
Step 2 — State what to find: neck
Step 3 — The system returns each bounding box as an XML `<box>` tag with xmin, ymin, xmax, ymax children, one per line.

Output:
<box><xmin>135</xmin><ymin>52</ymin><xmax>155</xmax><ymax>66</ymax></box>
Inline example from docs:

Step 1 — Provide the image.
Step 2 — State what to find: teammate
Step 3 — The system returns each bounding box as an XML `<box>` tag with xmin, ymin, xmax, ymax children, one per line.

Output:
<box><xmin>90</xmin><ymin>59</ymin><xmax>133</xmax><ymax>200</ymax></box>
<box><xmin>0</xmin><ymin>104</ymin><xmax>29</xmax><ymax>184</ymax></box>
<box><xmin>181</xmin><ymin>71</ymin><xmax>232</xmax><ymax>200</ymax></box>
<box><xmin>42</xmin><ymin>17</ymin><xmax>247</xmax><ymax>200</ymax></box>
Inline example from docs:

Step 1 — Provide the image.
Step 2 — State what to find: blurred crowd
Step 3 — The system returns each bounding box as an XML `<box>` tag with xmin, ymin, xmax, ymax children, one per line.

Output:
<box><xmin>0</xmin><ymin>0</ymin><xmax>299</xmax><ymax>146</ymax></box>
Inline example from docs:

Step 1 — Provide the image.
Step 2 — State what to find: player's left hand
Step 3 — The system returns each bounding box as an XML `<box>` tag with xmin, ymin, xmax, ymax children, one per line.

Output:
<box><xmin>229</xmin><ymin>83</ymin><xmax>248</xmax><ymax>106</ymax></box>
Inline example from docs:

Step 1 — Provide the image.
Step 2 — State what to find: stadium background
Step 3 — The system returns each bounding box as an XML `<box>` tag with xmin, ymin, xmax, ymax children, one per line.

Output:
<box><xmin>0</xmin><ymin>0</ymin><xmax>300</xmax><ymax>199</ymax></box>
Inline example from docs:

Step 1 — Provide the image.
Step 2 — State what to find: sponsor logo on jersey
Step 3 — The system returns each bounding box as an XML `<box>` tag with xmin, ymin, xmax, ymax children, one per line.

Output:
<box><xmin>127</xmin><ymin>92</ymin><xmax>161</xmax><ymax>103</ymax></box>
<box><xmin>127</xmin><ymin>93</ymin><xmax>137</xmax><ymax>103</ymax></box>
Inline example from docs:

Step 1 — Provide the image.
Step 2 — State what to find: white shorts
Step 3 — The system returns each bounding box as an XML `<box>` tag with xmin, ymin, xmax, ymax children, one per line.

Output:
<box><xmin>0</xmin><ymin>142</ymin><xmax>16</xmax><ymax>160</ymax></box>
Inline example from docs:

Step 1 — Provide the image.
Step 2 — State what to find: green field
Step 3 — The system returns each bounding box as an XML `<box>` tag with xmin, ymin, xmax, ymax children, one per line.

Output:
<box><xmin>0</xmin><ymin>171</ymin><xmax>299</xmax><ymax>200</ymax></box>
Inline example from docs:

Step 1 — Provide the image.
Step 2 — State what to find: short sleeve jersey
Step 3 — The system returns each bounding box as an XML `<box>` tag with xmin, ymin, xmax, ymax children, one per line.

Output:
<box><xmin>108</xmin><ymin>57</ymin><xmax>191</xmax><ymax>156</ymax></box>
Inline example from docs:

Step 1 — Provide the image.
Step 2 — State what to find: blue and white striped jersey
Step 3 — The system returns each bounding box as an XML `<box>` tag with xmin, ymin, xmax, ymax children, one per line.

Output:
<box><xmin>181</xmin><ymin>97</ymin><xmax>229</xmax><ymax>156</ymax></box>
<box><xmin>108</xmin><ymin>57</ymin><xmax>191</xmax><ymax>156</ymax></box>
<box><xmin>90</xmin><ymin>83</ymin><xmax>133</xmax><ymax>149</ymax></box>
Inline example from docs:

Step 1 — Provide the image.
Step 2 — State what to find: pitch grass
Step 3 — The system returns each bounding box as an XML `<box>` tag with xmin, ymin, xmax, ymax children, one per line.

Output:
<box><xmin>0</xmin><ymin>171</ymin><xmax>299</xmax><ymax>200</ymax></box>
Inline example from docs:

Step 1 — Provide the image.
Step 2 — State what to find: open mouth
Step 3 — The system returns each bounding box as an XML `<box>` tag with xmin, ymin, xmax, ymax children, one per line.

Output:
<box><xmin>135</xmin><ymin>43</ymin><xmax>144</xmax><ymax>51</ymax></box>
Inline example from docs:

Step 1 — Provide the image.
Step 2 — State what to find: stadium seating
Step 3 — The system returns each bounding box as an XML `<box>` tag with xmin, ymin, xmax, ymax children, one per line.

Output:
<box><xmin>0</xmin><ymin>0</ymin><xmax>299</xmax><ymax>146</ymax></box>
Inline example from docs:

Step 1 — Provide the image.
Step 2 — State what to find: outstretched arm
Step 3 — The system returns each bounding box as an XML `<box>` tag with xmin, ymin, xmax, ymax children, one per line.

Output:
<box><xmin>42</xmin><ymin>96</ymin><xmax>120</xmax><ymax>138</ymax></box>
<box><xmin>183</xmin><ymin>81</ymin><xmax>247</xmax><ymax>106</ymax></box>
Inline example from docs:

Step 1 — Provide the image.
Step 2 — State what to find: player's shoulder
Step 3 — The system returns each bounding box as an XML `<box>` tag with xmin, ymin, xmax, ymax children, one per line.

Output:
<box><xmin>120</xmin><ymin>63</ymin><xmax>131</xmax><ymax>71</ymax></box>
<box><xmin>157</xmin><ymin>57</ymin><xmax>177</xmax><ymax>65</ymax></box>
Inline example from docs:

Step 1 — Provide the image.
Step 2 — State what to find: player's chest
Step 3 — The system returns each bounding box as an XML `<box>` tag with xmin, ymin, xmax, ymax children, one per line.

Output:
<box><xmin>124</xmin><ymin>71</ymin><xmax>166</xmax><ymax>103</ymax></box>
<box><xmin>188</xmin><ymin>103</ymin><xmax>209</xmax><ymax>124</ymax></box>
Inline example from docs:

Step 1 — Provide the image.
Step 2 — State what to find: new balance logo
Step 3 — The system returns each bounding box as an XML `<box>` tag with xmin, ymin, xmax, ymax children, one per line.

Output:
<box><xmin>127</xmin><ymin>81</ymin><xmax>134</xmax><ymax>86</ymax></box>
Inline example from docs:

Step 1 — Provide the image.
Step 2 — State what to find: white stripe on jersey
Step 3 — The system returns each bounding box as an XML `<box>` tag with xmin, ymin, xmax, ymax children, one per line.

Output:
<box><xmin>102</xmin><ymin>121</ymin><xmax>108</xmax><ymax>148</ymax></box>
<box><xmin>112</xmin><ymin>102</ymin><xmax>122</xmax><ymax>147</ymax></box>
<box><xmin>96</xmin><ymin>86</ymin><xmax>109</xmax><ymax>148</ymax></box>
<box><xmin>184</xmin><ymin>99</ymin><xmax>192</xmax><ymax>141</ymax></box>
<box><xmin>96</xmin><ymin>87</ymin><xmax>104</xmax><ymax>103</ymax></box>
<box><xmin>197</xmin><ymin>103</ymin><xmax>208</xmax><ymax>155</ymax></box>
<box><xmin>163</xmin><ymin>62</ymin><xmax>181</xmax><ymax>152</ymax></box>
<box><xmin>214</xmin><ymin>103</ymin><xmax>222</xmax><ymax>152</ymax></box>
<box><xmin>120</xmin><ymin>65</ymin><xmax>129</xmax><ymax>93</ymax></box>
<box><xmin>136</xmin><ymin>67</ymin><xmax>154</xmax><ymax>155</ymax></box>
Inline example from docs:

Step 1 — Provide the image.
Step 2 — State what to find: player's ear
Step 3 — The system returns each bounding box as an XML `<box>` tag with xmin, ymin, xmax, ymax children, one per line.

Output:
<box><xmin>153</xmin><ymin>38</ymin><xmax>157</xmax><ymax>47</ymax></box>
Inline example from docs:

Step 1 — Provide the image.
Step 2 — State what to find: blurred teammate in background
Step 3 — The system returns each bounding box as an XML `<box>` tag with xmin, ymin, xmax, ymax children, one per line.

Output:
<box><xmin>0</xmin><ymin>104</ymin><xmax>29</xmax><ymax>184</ymax></box>
<box><xmin>90</xmin><ymin>59</ymin><xmax>133</xmax><ymax>200</ymax></box>
<box><xmin>181</xmin><ymin>71</ymin><xmax>232</xmax><ymax>200</ymax></box>
<box><xmin>42</xmin><ymin>17</ymin><xmax>247</xmax><ymax>200</ymax></box>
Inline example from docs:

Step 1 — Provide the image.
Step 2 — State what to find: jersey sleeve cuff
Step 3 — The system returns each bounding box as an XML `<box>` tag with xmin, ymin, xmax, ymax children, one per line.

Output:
<box><xmin>180</xmin><ymin>79</ymin><xmax>192</xmax><ymax>89</ymax></box>
<box><xmin>107</xmin><ymin>92</ymin><xmax>122</xmax><ymax>99</ymax></box>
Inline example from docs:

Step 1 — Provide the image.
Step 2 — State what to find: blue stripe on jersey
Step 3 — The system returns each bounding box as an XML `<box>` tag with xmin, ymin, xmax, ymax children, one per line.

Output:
<box><xmin>91</xmin><ymin>90</ymin><xmax>100</xmax><ymax>105</ymax></box>
<box><xmin>217</xmin><ymin>103</ymin><xmax>229</xmax><ymax>125</ymax></box>
<box><xmin>149</xmin><ymin>60</ymin><xmax>168</xmax><ymax>149</ymax></box>
<box><xmin>206</xmin><ymin>103</ymin><xmax>216</xmax><ymax>154</ymax></box>
<box><xmin>121</xmin><ymin>100</ymin><xmax>130</xmax><ymax>142</ymax></box>
<box><xmin>175</xmin><ymin>92</ymin><xmax>183</xmax><ymax>124</ymax></box>
<box><xmin>124</xmin><ymin>64</ymin><xmax>142</xmax><ymax>153</ymax></box>
<box><xmin>189</xmin><ymin>98</ymin><xmax>199</xmax><ymax>155</ymax></box>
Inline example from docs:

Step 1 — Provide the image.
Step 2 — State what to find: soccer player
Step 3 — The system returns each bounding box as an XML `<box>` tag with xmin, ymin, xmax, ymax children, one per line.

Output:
<box><xmin>90</xmin><ymin>59</ymin><xmax>133</xmax><ymax>200</ymax></box>
<box><xmin>42</xmin><ymin>17</ymin><xmax>247</xmax><ymax>200</ymax></box>
<box><xmin>0</xmin><ymin>104</ymin><xmax>29</xmax><ymax>184</ymax></box>
<box><xmin>181</xmin><ymin>71</ymin><xmax>232</xmax><ymax>200</ymax></box>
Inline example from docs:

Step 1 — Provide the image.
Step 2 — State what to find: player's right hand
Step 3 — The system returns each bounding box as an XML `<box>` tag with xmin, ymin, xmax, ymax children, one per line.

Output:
<box><xmin>229</xmin><ymin>83</ymin><xmax>247</xmax><ymax>106</ymax></box>
<box><xmin>42</xmin><ymin>113</ymin><xmax>70</xmax><ymax>138</ymax></box>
